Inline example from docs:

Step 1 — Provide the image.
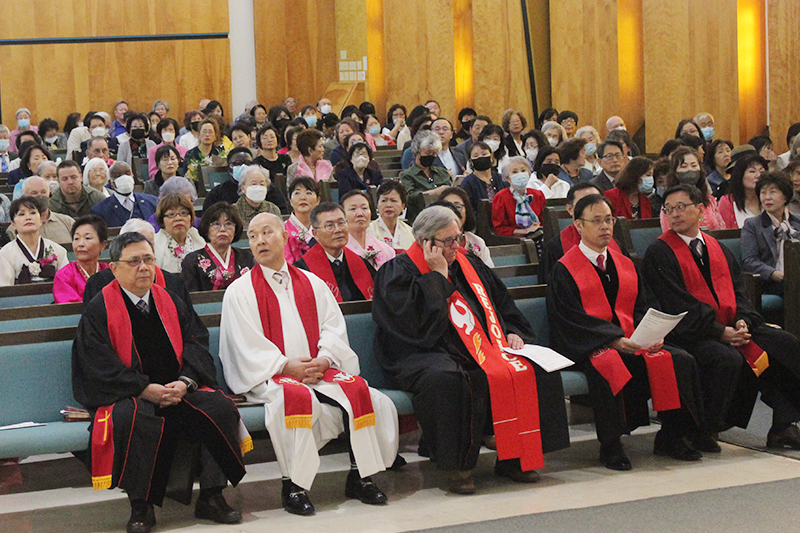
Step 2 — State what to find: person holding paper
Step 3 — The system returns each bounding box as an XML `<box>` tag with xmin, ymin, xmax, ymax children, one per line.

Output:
<box><xmin>372</xmin><ymin>206</ymin><xmax>569</xmax><ymax>494</ymax></box>
<box><xmin>644</xmin><ymin>184</ymin><xmax>800</xmax><ymax>449</ymax></box>
<box><xmin>547</xmin><ymin>194</ymin><xmax>706</xmax><ymax>471</ymax></box>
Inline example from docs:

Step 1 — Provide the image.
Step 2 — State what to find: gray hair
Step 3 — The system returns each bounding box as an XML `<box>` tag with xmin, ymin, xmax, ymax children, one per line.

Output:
<box><xmin>412</xmin><ymin>205</ymin><xmax>458</xmax><ymax>243</ymax></box>
<box><xmin>15</xmin><ymin>108</ymin><xmax>31</xmax><ymax>120</ymax></box>
<box><xmin>82</xmin><ymin>157</ymin><xmax>109</xmax><ymax>187</ymax></box>
<box><xmin>120</xmin><ymin>218</ymin><xmax>155</xmax><ymax>245</ymax></box>
<box><xmin>152</xmin><ymin>100</ymin><xmax>170</xmax><ymax>112</ymax></box>
<box><xmin>411</xmin><ymin>130</ymin><xmax>442</xmax><ymax>157</ymax></box>
<box><xmin>37</xmin><ymin>161</ymin><xmax>58</xmax><ymax>176</ymax></box>
<box><xmin>238</xmin><ymin>165</ymin><xmax>271</xmax><ymax>193</ymax></box>
<box><xmin>694</xmin><ymin>112</ymin><xmax>714</xmax><ymax>124</ymax></box>
<box><xmin>159</xmin><ymin>175</ymin><xmax>198</xmax><ymax>202</ymax></box>
<box><xmin>575</xmin><ymin>125</ymin><xmax>601</xmax><ymax>144</ymax></box>
<box><xmin>95</xmin><ymin>111</ymin><xmax>111</xmax><ymax>123</ymax></box>
<box><xmin>501</xmin><ymin>156</ymin><xmax>531</xmax><ymax>181</ymax></box>
<box><xmin>541</xmin><ymin>121</ymin><xmax>567</xmax><ymax>139</ymax></box>
<box><xmin>109</xmin><ymin>232</ymin><xmax>153</xmax><ymax>262</ymax></box>
<box><xmin>0</xmin><ymin>124</ymin><xmax>10</xmax><ymax>134</ymax></box>
<box><xmin>790</xmin><ymin>135</ymin><xmax>800</xmax><ymax>161</ymax></box>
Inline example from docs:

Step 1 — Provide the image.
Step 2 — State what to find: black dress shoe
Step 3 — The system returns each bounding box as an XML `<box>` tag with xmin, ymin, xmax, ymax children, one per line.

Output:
<box><xmin>195</xmin><ymin>492</ymin><xmax>242</xmax><ymax>524</ymax></box>
<box><xmin>282</xmin><ymin>480</ymin><xmax>315</xmax><ymax>516</ymax></box>
<box><xmin>345</xmin><ymin>470</ymin><xmax>388</xmax><ymax>504</ymax></box>
<box><xmin>653</xmin><ymin>430</ymin><xmax>702</xmax><ymax>461</ymax></box>
<box><xmin>127</xmin><ymin>501</ymin><xmax>155</xmax><ymax>533</ymax></box>
<box><xmin>599</xmin><ymin>441</ymin><xmax>632</xmax><ymax>471</ymax></box>
<box><xmin>495</xmin><ymin>458</ymin><xmax>540</xmax><ymax>483</ymax></box>
<box><xmin>387</xmin><ymin>453</ymin><xmax>407</xmax><ymax>471</ymax></box>
<box><xmin>767</xmin><ymin>425</ymin><xmax>800</xmax><ymax>449</ymax></box>
<box><xmin>689</xmin><ymin>431</ymin><xmax>722</xmax><ymax>453</ymax></box>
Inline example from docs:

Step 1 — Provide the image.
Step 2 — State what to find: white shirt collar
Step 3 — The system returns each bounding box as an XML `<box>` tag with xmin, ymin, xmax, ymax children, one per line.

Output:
<box><xmin>114</xmin><ymin>191</ymin><xmax>133</xmax><ymax>208</ymax></box>
<box><xmin>120</xmin><ymin>286</ymin><xmax>150</xmax><ymax>308</ymax></box>
<box><xmin>325</xmin><ymin>249</ymin><xmax>344</xmax><ymax>262</ymax></box>
<box><xmin>579</xmin><ymin>240</ymin><xmax>607</xmax><ymax>266</ymax></box>
<box><xmin>676</xmin><ymin>229</ymin><xmax>704</xmax><ymax>246</ymax></box>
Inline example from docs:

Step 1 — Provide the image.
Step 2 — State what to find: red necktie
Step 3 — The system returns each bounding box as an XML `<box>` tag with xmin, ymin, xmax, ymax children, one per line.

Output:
<box><xmin>596</xmin><ymin>254</ymin><xmax>606</xmax><ymax>272</ymax></box>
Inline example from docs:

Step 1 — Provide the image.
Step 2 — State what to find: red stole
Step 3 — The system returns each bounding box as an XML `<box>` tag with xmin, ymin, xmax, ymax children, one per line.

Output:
<box><xmin>407</xmin><ymin>242</ymin><xmax>544</xmax><ymax>471</ymax></box>
<box><xmin>250</xmin><ymin>264</ymin><xmax>375</xmax><ymax>430</ymax></box>
<box><xmin>559</xmin><ymin>224</ymin><xmax>621</xmax><ymax>255</ymax></box>
<box><xmin>154</xmin><ymin>266</ymin><xmax>166</xmax><ymax>288</ymax></box>
<box><xmin>301</xmin><ymin>244</ymin><xmax>374</xmax><ymax>302</ymax></box>
<box><xmin>559</xmin><ymin>246</ymin><xmax>680</xmax><ymax>411</ymax></box>
<box><xmin>660</xmin><ymin>230</ymin><xmax>769</xmax><ymax>375</ymax></box>
<box><xmin>91</xmin><ymin>280</ymin><xmax>184</xmax><ymax>490</ymax></box>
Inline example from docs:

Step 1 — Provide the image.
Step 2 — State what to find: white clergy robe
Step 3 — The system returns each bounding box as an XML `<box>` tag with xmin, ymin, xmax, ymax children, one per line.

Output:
<box><xmin>218</xmin><ymin>264</ymin><xmax>398</xmax><ymax>489</ymax></box>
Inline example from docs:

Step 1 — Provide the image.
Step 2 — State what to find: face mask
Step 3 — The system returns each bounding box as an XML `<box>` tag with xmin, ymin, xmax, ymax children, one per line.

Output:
<box><xmin>0</xmin><ymin>139</ymin><xmax>10</xmax><ymax>151</ymax></box>
<box><xmin>275</xmin><ymin>118</ymin><xmax>290</xmax><ymax>130</ymax></box>
<box><xmin>484</xmin><ymin>139</ymin><xmax>501</xmax><ymax>153</ymax></box>
<box><xmin>676</xmin><ymin>169</ymin><xmax>700</xmax><ymax>184</ymax></box>
<box><xmin>17</xmin><ymin>118</ymin><xmax>30</xmax><ymax>129</ymax></box>
<box><xmin>131</xmin><ymin>128</ymin><xmax>146</xmax><ymax>140</ymax></box>
<box><xmin>471</xmin><ymin>156</ymin><xmax>493</xmax><ymax>172</ymax></box>
<box><xmin>615</xmin><ymin>125</ymin><xmax>627</xmax><ymax>131</ymax></box>
<box><xmin>510</xmin><ymin>172</ymin><xmax>529</xmax><ymax>189</ymax></box>
<box><xmin>701</xmin><ymin>127</ymin><xmax>715</xmax><ymax>141</ymax></box>
<box><xmin>45</xmin><ymin>135</ymin><xmax>58</xmax><ymax>145</ymax></box>
<box><xmin>584</xmin><ymin>142</ymin><xmax>597</xmax><ymax>156</ymax></box>
<box><xmin>461</xmin><ymin>120</ymin><xmax>474</xmax><ymax>132</ymax></box>
<box><xmin>190</xmin><ymin>121</ymin><xmax>201</xmax><ymax>132</ymax></box>
<box><xmin>114</xmin><ymin>174</ymin><xmax>135</xmax><ymax>195</ymax></box>
<box><xmin>161</xmin><ymin>131</ymin><xmax>175</xmax><ymax>143</ymax></box>
<box><xmin>245</xmin><ymin>185</ymin><xmax>267</xmax><ymax>203</ymax></box>
<box><xmin>638</xmin><ymin>176</ymin><xmax>654</xmax><ymax>194</ymax></box>
<box><xmin>368</xmin><ymin>125</ymin><xmax>381</xmax><ymax>136</ymax></box>
<box><xmin>548</xmin><ymin>136</ymin><xmax>559</xmax><ymax>147</ymax></box>
<box><xmin>320</xmin><ymin>104</ymin><xmax>332</xmax><ymax>115</ymax></box>
<box><xmin>92</xmin><ymin>127</ymin><xmax>107</xmax><ymax>138</ymax></box>
<box><xmin>47</xmin><ymin>180</ymin><xmax>59</xmax><ymax>194</ymax></box>
<box><xmin>419</xmin><ymin>154</ymin><xmax>436</xmax><ymax>168</ymax></box>
<box><xmin>352</xmin><ymin>154</ymin><xmax>370</xmax><ymax>170</ymax></box>
<box><xmin>656</xmin><ymin>186</ymin><xmax>666</xmax><ymax>197</ymax></box>
<box><xmin>525</xmin><ymin>148</ymin><xmax>538</xmax><ymax>161</ymax></box>
<box><xmin>539</xmin><ymin>163</ymin><xmax>562</xmax><ymax>179</ymax></box>
<box><xmin>232</xmin><ymin>164</ymin><xmax>247</xmax><ymax>183</ymax></box>
<box><xmin>304</xmin><ymin>115</ymin><xmax>318</xmax><ymax>128</ymax></box>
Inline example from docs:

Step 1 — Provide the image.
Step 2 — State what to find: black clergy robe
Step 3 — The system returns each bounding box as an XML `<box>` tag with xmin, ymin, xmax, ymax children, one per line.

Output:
<box><xmin>294</xmin><ymin>251</ymin><xmax>376</xmax><ymax>302</ymax></box>
<box><xmin>372</xmin><ymin>252</ymin><xmax>569</xmax><ymax>471</ymax></box>
<box><xmin>83</xmin><ymin>267</ymin><xmax>193</xmax><ymax>305</ymax></box>
<box><xmin>547</xmin><ymin>249</ymin><xmax>703</xmax><ymax>445</ymax></box>
<box><xmin>539</xmin><ymin>224</ymin><xmax>629</xmax><ymax>284</ymax></box>
<box><xmin>72</xmin><ymin>284</ymin><xmax>246</xmax><ymax>505</ymax></box>
<box><xmin>644</xmin><ymin>236</ymin><xmax>800</xmax><ymax>432</ymax></box>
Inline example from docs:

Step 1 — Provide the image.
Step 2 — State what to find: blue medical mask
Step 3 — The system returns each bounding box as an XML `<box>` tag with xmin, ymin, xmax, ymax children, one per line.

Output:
<box><xmin>656</xmin><ymin>186</ymin><xmax>666</xmax><ymax>197</ymax></box>
<box><xmin>510</xmin><ymin>172</ymin><xmax>530</xmax><ymax>190</ymax></box>
<box><xmin>304</xmin><ymin>115</ymin><xmax>318</xmax><ymax>128</ymax></box>
<box><xmin>368</xmin><ymin>125</ymin><xmax>381</xmax><ymax>136</ymax></box>
<box><xmin>17</xmin><ymin>118</ymin><xmax>30</xmax><ymax>129</ymax></box>
<box><xmin>232</xmin><ymin>164</ymin><xmax>247</xmax><ymax>183</ymax></box>
<box><xmin>701</xmin><ymin>127</ymin><xmax>715</xmax><ymax>141</ymax></box>
<box><xmin>584</xmin><ymin>142</ymin><xmax>597</xmax><ymax>157</ymax></box>
<box><xmin>638</xmin><ymin>176</ymin><xmax>654</xmax><ymax>194</ymax></box>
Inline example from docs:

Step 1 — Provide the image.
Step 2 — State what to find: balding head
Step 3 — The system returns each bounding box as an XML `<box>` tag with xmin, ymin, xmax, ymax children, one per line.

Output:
<box><xmin>605</xmin><ymin>116</ymin><xmax>626</xmax><ymax>134</ymax></box>
<box><xmin>248</xmin><ymin>213</ymin><xmax>288</xmax><ymax>270</ymax></box>
<box><xmin>23</xmin><ymin>176</ymin><xmax>50</xmax><ymax>198</ymax></box>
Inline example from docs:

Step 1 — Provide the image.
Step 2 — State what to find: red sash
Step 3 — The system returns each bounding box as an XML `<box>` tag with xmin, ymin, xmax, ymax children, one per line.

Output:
<box><xmin>91</xmin><ymin>280</ymin><xmax>183</xmax><ymax>490</ymax></box>
<box><xmin>250</xmin><ymin>265</ymin><xmax>375</xmax><ymax>430</ymax></box>
<box><xmin>154</xmin><ymin>266</ymin><xmax>166</xmax><ymax>288</ymax></box>
<box><xmin>560</xmin><ymin>246</ymin><xmax>680</xmax><ymax>410</ymax></box>
<box><xmin>660</xmin><ymin>230</ymin><xmax>769</xmax><ymax>375</ymax></box>
<box><xmin>559</xmin><ymin>224</ymin><xmax>621</xmax><ymax>255</ymax></box>
<box><xmin>407</xmin><ymin>242</ymin><xmax>543</xmax><ymax>471</ymax></box>
<box><xmin>301</xmin><ymin>244</ymin><xmax>374</xmax><ymax>302</ymax></box>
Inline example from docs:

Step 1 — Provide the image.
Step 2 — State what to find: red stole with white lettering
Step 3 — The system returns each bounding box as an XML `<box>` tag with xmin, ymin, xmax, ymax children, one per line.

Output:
<box><xmin>560</xmin><ymin>246</ymin><xmax>680</xmax><ymax>411</ymax></box>
<box><xmin>301</xmin><ymin>243</ymin><xmax>374</xmax><ymax>302</ymax></box>
<box><xmin>560</xmin><ymin>224</ymin><xmax>621</xmax><ymax>255</ymax></box>
<box><xmin>250</xmin><ymin>264</ymin><xmax>375</xmax><ymax>430</ymax></box>
<box><xmin>660</xmin><ymin>230</ymin><xmax>769</xmax><ymax>375</ymax></box>
<box><xmin>407</xmin><ymin>242</ymin><xmax>544</xmax><ymax>471</ymax></box>
<box><xmin>91</xmin><ymin>280</ymin><xmax>183</xmax><ymax>490</ymax></box>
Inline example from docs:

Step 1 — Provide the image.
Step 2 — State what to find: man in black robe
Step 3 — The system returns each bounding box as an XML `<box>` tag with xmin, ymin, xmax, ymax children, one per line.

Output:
<box><xmin>373</xmin><ymin>205</ymin><xmax>569</xmax><ymax>494</ymax></box>
<box><xmin>73</xmin><ymin>232</ymin><xmax>246</xmax><ymax>533</ymax></box>
<box><xmin>548</xmin><ymin>194</ymin><xmax>707</xmax><ymax>470</ymax></box>
<box><xmin>294</xmin><ymin>202</ymin><xmax>376</xmax><ymax>302</ymax></box>
<box><xmin>643</xmin><ymin>184</ymin><xmax>800</xmax><ymax>448</ymax></box>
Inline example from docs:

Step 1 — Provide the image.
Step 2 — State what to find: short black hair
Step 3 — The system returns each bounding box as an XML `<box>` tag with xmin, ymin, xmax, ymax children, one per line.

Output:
<box><xmin>786</xmin><ymin>123</ymin><xmax>800</xmax><ymax>147</ymax></box>
<box><xmin>9</xmin><ymin>196</ymin><xmax>43</xmax><ymax>218</ymax></box>
<box><xmin>557</xmin><ymin>110</ymin><xmax>578</xmax><ymax>124</ymax></box>
<box><xmin>156</xmin><ymin>117</ymin><xmax>180</xmax><ymax>136</ymax></box>
<box><xmin>359</xmin><ymin>101</ymin><xmax>376</xmax><ymax>116</ymax></box>
<box><xmin>70</xmin><ymin>214</ymin><xmax>108</xmax><ymax>242</ymax></box>
<box><xmin>458</xmin><ymin>107</ymin><xmax>477</xmax><ymax>121</ymax></box>
<box><xmin>199</xmin><ymin>201</ymin><xmax>244</xmax><ymax>242</ymax></box>
<box><xmin>755</xmin><ymin>171</ymin><xmax>794</xmax><ymax>202</ymax></box>
<box><xmin>126</xmin><ymin>113</ymin><xmax>150</xmax><ymax>134</ymax></box>
<box><xmin>289</xmin><ymin>176</ymin><xmax>318</xmax><ymax>197</ymax></box>
<box><xmin>340</xmin><ymin>189</ymin><xmax>375</xmax><ymax>219</ymax></box>
<box><xmin>748</xmin><ymin>135</ymin><xmax>773</xmax><ymax>154</ymax></box>
<box><xmin>664</xmin><ymin>184</ymin><xmax>704</xmax><ymax>205</ymax></box>
<box><xmin>597</xmin><ymin>140</ymin><xmax>624</xmax><ymax>159</ymax></box>
<box><xmin>679</xmin><ymin>133</ymin><xmax>704</xmax><ymax>151</ymax></box>
<box><xmin>321</xmin><ymin>113</ymin><xmax>340</xmax><ymax>129</ymax></box>
<box><xmin>310</xmin><ymin>201</ymin><xmax>345</xmax><ymax>228</ymax></box>
<box><xmin>660</xmin><ymin>139</ymin><xmax>685</xmax><ymax>158</ymax></box>
<box><xmin>559</xmin><ymin>137</ymin><xmax>587</xmax><ymax>164</ymax></box>
<box><xmin>227</xmin><ymin>146</ymin><xmax>253</xmax><ymax>163</ymax></box>
<box><xmin>437</xmin><ymin>186</ymin><xmax>476</xmax><ymax>232</ymax></box>
<box><xmin>566</xmin><ymin>182</ymin><xmax>601</xmax><ymax>205</ymax></box>
<box><xmin>376</xmin><ymin>179</ymin><xmax>407</xmax><ymax>205</ymax></box>
<box><xmin>16</xmin><ymin>130</ymin><xmax>41</xmax><ymax>150</ymax></box>
<box><xmin>109</xmin><ymin>232</ymin><xmax>152</xmax><ymax>262</ymax></box>
<box><xmin>255</xmin><ymin>124</ymin><xmax>279</xmax><ymax>149</ymax></box>
<box><xmin>573</xmin><ymin>194</ymin><xmax>612</xmax><ymax>221</ymax></box>
<box><xmin>39</xmin><ymin>118</ymin><xmax>59</xmax><ymax>134</ymax></box>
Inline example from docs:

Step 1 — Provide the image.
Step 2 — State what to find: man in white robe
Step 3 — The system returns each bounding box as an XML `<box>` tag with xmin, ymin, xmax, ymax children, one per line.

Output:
<box><xmin>219</xmin><ymin>213</ymin><xmax>398</xmax><ymax>516</ymax></box>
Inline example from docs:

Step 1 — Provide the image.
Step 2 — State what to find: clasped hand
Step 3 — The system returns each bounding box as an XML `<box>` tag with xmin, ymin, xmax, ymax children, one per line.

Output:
<box><xmin>283</xmin><ymin>357</ymin><xmax>331</xmax><ymax>384</ymax></box>
<box><xmin>721</xmin><ymin>320</ymin><xmax>751</xmax><ymax>347</ymax></box>
<box><xmin>140</xmin><ymin>381</ymin><xmax>187</xmax><ymax>408</ymax></box>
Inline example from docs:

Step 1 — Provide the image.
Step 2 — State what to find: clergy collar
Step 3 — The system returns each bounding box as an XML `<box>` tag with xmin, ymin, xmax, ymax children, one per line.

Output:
<box><xmin>579</xmin><ymin>240</ymin><xmax>607</xmax><ymax>265</ymax></box>
<box><xmin>325</xmin><ymin>248</ymin><xmax>344</xmax><ymax>262</ymax></box>
<box><xmin>676</xmin><ymin>229</ymin><xmax>704</xmax><ymax>246</ymax></box>
<box><xmin>120</xmin><ymin>285</ymin><xmax>150</xmax><ymax>307</ymax></box>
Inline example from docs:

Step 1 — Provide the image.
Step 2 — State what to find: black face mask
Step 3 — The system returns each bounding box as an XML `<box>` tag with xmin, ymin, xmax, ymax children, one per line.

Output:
<box><xmin>461</xmin><ymin>120</ymin><xmax>474</xmax><ymax>133</ymax></box>
<box><xmin>275</xmin><ymin>118</ymin><xmax>290</xmax><ymax>130</ymax></box>
<box><xmin>130</xmin><ymin>128</ymin><xmax>146</xmax><ymax>140</ymax></box>
<box><xmin>539</xmin><ymin>163</ymin><xmax>562</xmax><ymax>178</ymax></box>
<box><xmin>419</xmin><ymin>154</ymin><xmax>436</xmax><ymax>168</ymax></box>
<box><xmin>190</xmin><ymin>121</ymin><xmax>201</xmax><ymax>132</ymax></box>
<box><xmin>471</xmin><ymin>156</ymin><xmax>492</xmax><ymax>171</ymax></box>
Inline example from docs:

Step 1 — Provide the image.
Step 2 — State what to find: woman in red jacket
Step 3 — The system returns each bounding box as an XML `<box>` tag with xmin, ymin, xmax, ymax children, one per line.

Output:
<box><xmin>492</xmin><ymin>156</ymin><xmax>546</xmax><ymax>236</ymax></box>
<box><xmin>604</xmin><ymin>156</ymin><xmax>654</xmax><ymax>219</ymax></box>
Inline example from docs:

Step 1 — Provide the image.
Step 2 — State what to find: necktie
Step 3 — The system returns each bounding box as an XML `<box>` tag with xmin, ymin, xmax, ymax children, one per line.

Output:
<box><xmin>0</xmin><ymin>155</ymin><xmax>7</xmax><ymax>173</ymax></box>
<box><xmin>272</xmin><ymin>271</ymin><xmax>287</xmax><ymax>290</ymax></box>
<box><xmin>690</xmin><ymin>238</ymin><xmax>704</xmax><ymax>261</ymax></box>
<box><xmin>136</xmin><ymin>299</ymin><xmax>149</xmax><ymax>315</ymax></box>
<box><xmin>333</xmin><ymin>259</ymin><xmax>342</xmax><ymax>269</ymax></box>
<box><xmin>596</xmin><ymin>254</ymin><xmax>606</xmax><ymax>272</ymax></box>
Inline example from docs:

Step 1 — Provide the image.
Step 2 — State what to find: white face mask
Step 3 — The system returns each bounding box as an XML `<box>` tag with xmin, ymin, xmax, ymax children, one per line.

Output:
<box><xmin>47</xmin><ymin>180</ymin><xmax>60</xmax><ymax>194</ymax></box>
<box><xmin>92</xmin><ymin>127</ymin><xmax>107</xmax><ymax>138</ymax></box>
<box><xmin>161</xmin><ymin>131</ymin><xmax>175</xmax><ymax>143</ymax></box>
<box><xmin>548</xmin><ymin>136</ymin><xmax>559</xmax><ymax>147</ymax></box>
<box><xmin>45</xmin><ymin>136</ymin><xmax>58</xmax><ymax>144</ymax></box>
<box><xmin>0</xmin><ymin>139</ymin><xmax>9</xmax><ymax>152</ymax></box>
<box><xmin>525</xmin><ymin>147</ymin><xmax>538</xmax><ymax>161</ymax></box>
<box><xmin>114</xmin><ymin>174</ymin><xmax>135</xmax><ymax>195</ymax></box>
<box><xmin>320</xmin><ymin>104</ymin><xmax>332</xmax><ymax>115</ymax></box>
<box><xmin>245</xmin><ymin>185</ymin><xmax>267</xmax><ymax>203</ymax></box>
<box><xmin>352</xmin><ymin>154</ymin><xmax>370</xmax><ymax>170</ymax></box>
<box><xmin>484</xmin><ymin>139</ymin><xmax>501</xmax><ymax>152</ymax></box>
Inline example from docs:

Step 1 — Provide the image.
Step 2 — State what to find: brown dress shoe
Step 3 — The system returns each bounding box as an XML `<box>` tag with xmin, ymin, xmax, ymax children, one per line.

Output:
<box><xmin>448</xmin><ymin>470</ymin><xmax>476</xmax><ymax>494</ymax></box>
<box><xmin>767</xmin><ymin>425</ymin><xmax>800</xmax><ymax>449</ymax></box>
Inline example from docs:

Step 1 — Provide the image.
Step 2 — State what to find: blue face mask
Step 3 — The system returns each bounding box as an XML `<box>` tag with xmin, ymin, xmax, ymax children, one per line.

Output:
<box><xmin>656</xmin><ymin>186</ymin><xmax>666</xmax><ymax>197</ymax></box>
<box><xmin>368</xmin><ymin>125</ymin><xmax>381</xmax><ymax>136</ymax></box>
<box><xmin>17</xmin><ymin>118</ymin><xmax>30</xmax><ymax>129</ymax></box>
<box><xmin>701</xmin><ymin>127</ymin><xmax>715</xmax><ymax>141</ymax></box>
<box><xmin>232</xmin><ymin>164</ymin><xmax>247</xmax><ymax>183</ymax></box>
<box><xmin>510</xmin><ymin>172</ymin><xmax>530</xmax><ymax>190</ymax></box>
<box><xmin>584</xmin><ymin>142</ymin><xmax>597</xmax><ymax>157</ymax></box>
<box><xmin>304</xmin><ymin>115</ymin><xmax>318</xmax><ymax>128</ymax></box>
<box><xmin>638</xmin><ymin>176</ymin><xmax>654</xmax><ymax>194</ymax></box>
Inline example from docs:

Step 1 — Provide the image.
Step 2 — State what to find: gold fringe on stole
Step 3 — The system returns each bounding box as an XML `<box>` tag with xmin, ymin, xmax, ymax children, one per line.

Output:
<box><xmin>753</xmin><ymin>352</ymin><xmax>769</xmax><ymax>377</ymax></box>
<box><xmin>92</xmin><ymin>475</ymin><xmax>112</xmax><ymax>490</ymax></box>
<box><xmin>353</xmin><ymin>412</ymin><xmax>376</xmax><ymax>431</ymax></box>
<box><xmin>240</xmin><ymin>436</ymin><xmax>253</xmax><ymax>455</ymax></box>
<box><xmin>284</xmin><ymin>414</ymin><xmax>313</xmax><ymax>429</ymax></box>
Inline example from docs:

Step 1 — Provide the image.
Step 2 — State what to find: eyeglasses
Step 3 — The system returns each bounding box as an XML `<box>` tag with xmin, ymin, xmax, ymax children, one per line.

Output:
<box><xmin>116</xmin><ymin>256</ymin><xmax>156</xmax><ymax>267</ymax></box>
<box><xmin>578</xmin><ymin>217</ymin><xmax>616</xmax><ymax>227</ymax></box>
<box><xmin>210</xmin><ymin>221</ymin><xmax>236</xmax><ymax>230</ymax></box>
<box><xmin>601</xmin><ymin>153</ymin><xmax>625</xmax><ymax>160</ymax></box>
<box><xmin>662</xmin><ymin>202</ymin><xmax>696</xmax><ymax>215</ymax></box>
<box><xmin>560</xmin><ymin>118</ymin><xmax>576</xmax><ymax>126</ymax></box>
<box><xmin>433</xmin><ymin>233</ymin><xmax>465</xmax><ymax>247</ymax></box>
<box><xmin>164</xmin><ymin>210</ymin><xmax>191</xmax><ymax>219</ymax></box>
<box><xmin>315</xmin><ymin>219</ymin><xmax>348</xmax><ymax>232</ymax></box>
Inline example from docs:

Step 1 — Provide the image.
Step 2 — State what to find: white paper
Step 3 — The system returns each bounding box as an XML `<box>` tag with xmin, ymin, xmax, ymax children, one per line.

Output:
<box><xmin>0</xmin><ymin>421</ymin><xmax>46</xmax><ymax>431</ymax></box>
<box><xmin>629</xmin><ymin>308</ymin><xmax>688</xmax><ymax>349</ymax></box>
<box><xmin>503</xmin><ymin>345</ymin><xmax>575</xmax><ymax>373</ymax></box>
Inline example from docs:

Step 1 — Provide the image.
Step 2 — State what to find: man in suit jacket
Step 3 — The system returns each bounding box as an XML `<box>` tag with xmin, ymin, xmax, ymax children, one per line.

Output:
<box><xmin>590</xmin><ymin>140</ymin><xmax>626</xmax><ymax>193</ymax></box>
<box><xmin>91</xmin><ymin>162</ymin><xmax>157</xmax><ymax>227</ymax></box>
<box><xmin>453</xmin><ymin>115</ymin><xmax>491</xmax><ymax>165</ymax></box>
<box><xmin>431</xmin><ymin>118</ymin><xmax>466</xmax><ymax>177</ymax></box>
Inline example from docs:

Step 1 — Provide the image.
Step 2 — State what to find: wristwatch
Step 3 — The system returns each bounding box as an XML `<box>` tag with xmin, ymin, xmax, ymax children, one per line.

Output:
<box><xmin>178</xmin><ymin>376</ymin><xmax>198</xmax><ymax>392</ymax></box>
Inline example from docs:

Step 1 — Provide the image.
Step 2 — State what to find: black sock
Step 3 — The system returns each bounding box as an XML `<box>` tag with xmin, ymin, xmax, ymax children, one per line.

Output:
<box><xmin>199</xmin><ymin>486</ymin><xmax>223</xmax><ymax>500</ymax></box>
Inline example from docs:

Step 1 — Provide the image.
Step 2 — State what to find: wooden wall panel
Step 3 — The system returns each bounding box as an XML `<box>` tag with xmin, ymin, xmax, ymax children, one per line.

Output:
<box><xmin>254</xmin><ymin>0</ymin><xmax>338</xmax><ymax>111</ymax></box>
<box><xmin>366</xmin><ymin>0</ymin><xmax>387</xmax><ymax>119</ymax></box>
<box><xmin>0</xmin><ymin>0</ymin><xmax>227</xmax><ymax>40</ymax></box>
<box><xmin>0</xmin><ymin>39</ymin><xmax>231</xmax><ymax>127</ymax></box>
<box><xmin>550</xmin><ymin>1</ymin><xmax>619</xmax><ymax>135</ymax></box>
<box><xmin>643</xmin><ymin>0</ymin><xmax>740</xmax><ymax>152</ymax></box>
<box><xmin>766</xmin><ymin>0</ymin><xmax>796</xmax><ymax>152</ymax></box>
<box><xmin>617</xmin><ymin>0</ymin><xmax>644</xmax><ymax>138</ymax></box>
<box><xmin>382</xmin><ymin>0</ymin><xmax>456</xmax><ymax>122</ymax></box>
<box><xmin>472</xmin><ymin>0</ymin><xmax>532</xmax><ymax>124</ymax></box>
<box><xmin>525</xmin><ymin>0</ymin><xmax>551</xmax><ymax>119</ymax></box>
